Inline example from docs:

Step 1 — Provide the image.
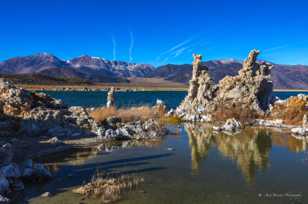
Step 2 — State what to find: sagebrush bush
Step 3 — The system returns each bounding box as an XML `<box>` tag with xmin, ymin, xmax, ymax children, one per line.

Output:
<box><xmin>90</xmin><ymin>106</ymin><xmax>163</xmax><ymax>123</ymax></box>
<box><xmin>270</xmin><ymin>96</ymin><xmax>307</xmax><ymax>125</ymax></box>
<box><xmin>212</xmin><ymin>102</ymin><xmax>259</xmax><ymax>124</ymax></box>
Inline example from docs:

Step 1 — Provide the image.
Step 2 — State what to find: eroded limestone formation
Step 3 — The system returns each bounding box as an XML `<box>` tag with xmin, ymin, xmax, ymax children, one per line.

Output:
<box><xmin>177</xmin><ymin>49</ymin><xmax>273</xmax><ymax>122</ymax></box>
<box><xmin>106</xmin><ymin>87</ymin><xmax>115</xmax><ymax>108</ymax></box>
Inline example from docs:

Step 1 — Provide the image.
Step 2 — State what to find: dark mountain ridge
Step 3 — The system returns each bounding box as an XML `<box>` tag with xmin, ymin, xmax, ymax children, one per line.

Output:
<box><xmin>0</xmin><ymin>53</ymin><xmax>308</xmax><ymax>89</ymax></box>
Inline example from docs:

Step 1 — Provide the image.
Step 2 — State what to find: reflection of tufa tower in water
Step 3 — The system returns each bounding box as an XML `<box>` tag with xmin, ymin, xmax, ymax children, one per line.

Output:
<box><xmin>214</xmin><ymin>129</ymin><xmax>272</xmax><ymax>184</ymax></box>
<box><xmin>185</xmin><ymin>123</ymin><xmax>213</xmax><ymax>175</ymax></box>
<box><xmin>185</xmin><ymin>124</ymin><xmax>272</xmax><ymax>183</ymax></box>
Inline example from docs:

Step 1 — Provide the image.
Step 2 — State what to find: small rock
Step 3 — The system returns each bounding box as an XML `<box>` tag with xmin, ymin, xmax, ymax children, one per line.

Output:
<box><xmin>222</xmin><ymin>118</ymin><xmax>242</xmax><ymax>132</ymax></box>
<box><xmin>21</xmin><ymin>160</ymin><xmax>52</xmax><ymax>180</ymax></box>
<box><xmin>96</xmin><ymin>144</ymin><xmax>105</xmax><ymax>152</ymax></box>
<box><xmin>156</xmin><ymin>99</ymin><xmax>164</xmax><ymax>105</ymax></box>
<box><xmin>33</xmin><ymin>163</ymin><xmax>52</xmax><ymax>178</ymax></box>
<box><xmin>291</xmin><ymin>127</ymin><xmax>308</xmax><ymax>136</ymax></box>
<box><xmin>40</xmin><ymin>192</ymin><xmax>51</xmax><ymax>197</ymax></box>
<box><xmin>11</xmin><ymin>179</ymin><xmax>24</xmax><ymax>191</ymax></box>
<box><xmin>0</xmin><ymin>194</ymin><xmax>10</xmax><ymax>203</ymax></box>
<box><xmin>201</xmin><ymin>114</ymin><xmax>212</xmax><ymax>122</ymax></box>
<box><xmin>46</xmin><ymin>137</ymin><xmax>62</xmax><ymax>144</ymax></box>
<box><xmin>104</xmin><ymin>129</ymin><xmax>117</xmax><ymax>140</ymax></box>
<box><xmin>106</xmin><ymin>116</ymin><xmax>121</xmax><ymax>126</ymax></box>
<box><xmin>0</xmin><ymin>163</ymin><xmax>21</xmax><ymax>178</ymax></box>
<box><xmin>0</xmin><ymin>175</ymin><xmax>9</xmax><ymax>194</ymax></box>
<box><xmin>166</xmin><ymin>108</ymin><xmax>175</xmax><ymax>116</ymax></box>
<box><xmin>167</xmin><ymin>147</ymin><xmax>174</xmax><ymax>151</ymax></box>
<box><xmin>213</xmin><ymin>126</ymin><xmax>222</xmax><ymax>131</ymax></box>
<box><xmin>96</xmin><ymin>127</ymin><xmax>105</xmax><ymax>140</ymax></box>
<box><xmin>0</xmin><ymin>143</ymin><xmax>13</xmax><ymax>166</ymax></box>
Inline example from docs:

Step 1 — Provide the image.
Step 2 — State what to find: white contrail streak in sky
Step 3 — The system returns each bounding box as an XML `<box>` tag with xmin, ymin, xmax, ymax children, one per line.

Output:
<box><xmin>154</xmin><ymin>34</ymin><xmax>209</xmax><ymax>65</ymax></box>
<box><xmin>155</xmin><ymin>38</ymin><xmax>209</xmax><ymax>65</ymax></box>
<box><xmin>129</xmin><ymin>31</ymin><xmax>134</xmax><ymax>62</ymax></box>
<box><xmin>161</xmin><ymin>38</ymin><xmax>193</xmax><ymax>56</ymax></box>
<box><xmin>263</xmin><ymin>44</ymin><xmax>289</xmax><ymax>53</ymax></box>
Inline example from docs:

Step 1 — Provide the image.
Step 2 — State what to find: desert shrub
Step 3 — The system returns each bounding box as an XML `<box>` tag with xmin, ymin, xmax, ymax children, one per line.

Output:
<box><xmin>212</xmin><ymin>102</ymin><xmax>259</xmax><ymax>124</ymax></box>
<box><xmin>160</xmin><ymin>115</ymin><xmax>182</xmax><ymax>124</ymax></box>
<box><xmin>90</xmin><ymin>106</ymin><xmax>117</xmax><ymax>123</ymax></box>
<box><xmin>116</xmin><ymin>106</ymin><xmax>157</xmax><ymax>122</ymax></box>
<box><xmin>73</xmin><ymin>171</ymin><xmax>144</xmax><ymax>203</ymax></box>
<box><xmin>90</xmin><ymin>106</ymin><xmax>163</xmax><ymax>123</ymax></box>
<box><xmin>270</xmin><ymin>96</ymin><xmax>308</xmax><ymax>125</ymax></box>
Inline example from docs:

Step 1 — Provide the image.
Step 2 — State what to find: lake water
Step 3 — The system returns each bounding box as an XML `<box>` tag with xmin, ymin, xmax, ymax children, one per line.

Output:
<box><xmin>27</xmin><ymin>91</ymin><xmax>308</xmax><ymax>204</ymax></box>
<box><xmin>44</xmin><ymin>90</ymin><xmax>308</xmax><ymax>108</ymax></box>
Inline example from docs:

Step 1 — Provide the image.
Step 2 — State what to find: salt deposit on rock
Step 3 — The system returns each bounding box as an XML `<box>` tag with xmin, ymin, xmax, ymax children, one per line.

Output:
<box><xmin>213</xmin><ymin>118</ymin><xmax>242</xmax><ymax>133</ymax></box>
<box><xmin>97</xmin><ymin>119</ymin><xmax>164</xmax><ymax>141</ymax></box>
<box><xmin>291</xmin><ymin>127</ymin><xmax>308</xmax><ymax>136</ymax></box>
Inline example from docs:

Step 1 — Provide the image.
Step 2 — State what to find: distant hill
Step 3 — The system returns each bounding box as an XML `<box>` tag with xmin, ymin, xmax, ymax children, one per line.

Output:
<box><xmin>155</xmin><ymin>61</ymin><xmax>308</xmax><ymax>89</ymax></box>
<box><xmin>0</xmin><ymin>53</ymin><xmax>154</xmax><ymax>83</ymax></box>
<box><xmin>0</xmin><ymin>53</ymin><xmax>308</xmax><ymax>89</ymax></box>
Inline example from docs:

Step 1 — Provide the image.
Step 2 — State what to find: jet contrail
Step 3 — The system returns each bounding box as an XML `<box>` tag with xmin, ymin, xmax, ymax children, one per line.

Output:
<box><xmin>161</xmin><ymin>38</ymin><xmax>193</xmax><ymax>55</ymax></box>
<box><xmin>155</xmin><ymin>34</ymin><xmax>207</xmax><ymax>64</ymax></box>
<box><xmin>263</xmin><ymin>44</ymin><xmax>289</xmax><ymax>53</ymax></box>
<box><xmin>129</xmin><ymin>31</ymin><xmax>134</xmax><ymax>62</ymax></box>
<box><xmin>111</xmin><ymin>35</ymin><xmax>117</xmax><ymax>60</ymax></box>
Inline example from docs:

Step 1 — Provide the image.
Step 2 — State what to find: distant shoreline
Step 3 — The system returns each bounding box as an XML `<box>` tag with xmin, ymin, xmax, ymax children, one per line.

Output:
<box><xmin>17</xmin><ymin>83</ymin><xmax>308</xmax><ymax>92</ymax></box>
<box><xmin>18</xmin><ymin>84</ymin><xmax>188</xmax><ymax>92</ymax></box>
<box><xmin>273</xmin><ymin>89</ymin><xmax>308</xmax><ymax>92</ymax></box>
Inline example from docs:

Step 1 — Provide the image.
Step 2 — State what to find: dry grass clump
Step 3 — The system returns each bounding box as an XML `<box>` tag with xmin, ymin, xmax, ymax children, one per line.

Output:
<box><xmin>212</xmin><ymin>103</ymin><xmax>259</xmax><ymax>124</ymax></box>
<box><xmin>73</xmin><ymin>172</ymin><xmax>144</xmax><ymax>203</ymax></box>
<box><xmin>270</xmin><ymin>96</ymin><xmax>308</xmax><ymax>125</ymax></box>
<box><xmin>160</xmin><ymin>115</ymin><xmax>182</xmax><ymax>124</ymax></box>
<box><xmin>90</xmin><ymin>106</ymin><xmax>117</xmax><ymax>122</ymax></box>
<box><xmin>90</xmin><ymin>105</ymin><xmax>165</xmax><ymax>123</ymax></box>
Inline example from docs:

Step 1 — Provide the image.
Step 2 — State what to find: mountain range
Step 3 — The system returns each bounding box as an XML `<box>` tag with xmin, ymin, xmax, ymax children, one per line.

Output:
<box><xmin>0</xmin><ymin>53</ymin><xmax>308</xmax><ymax>89</ymax></box>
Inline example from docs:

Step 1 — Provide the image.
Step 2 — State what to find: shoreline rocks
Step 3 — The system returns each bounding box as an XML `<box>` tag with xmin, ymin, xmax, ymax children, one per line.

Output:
<box><xmin>97</xmin><ymin>118</ymin><xmax>165</xmax><ymax>141</ymax></box>
<box><xmin>0</xmin><ymin>160</ymin><xmax>51</xmax><ymax>200</ymax></box>
<box><xmin>0</xmin><ymin>79</ymin><xmax>164</xmax><ymax>200</ymax></box>
<box><xmin>213</xmin><ymin>118</ymin><xmax>242</xmax><ymax>133</ymax></box>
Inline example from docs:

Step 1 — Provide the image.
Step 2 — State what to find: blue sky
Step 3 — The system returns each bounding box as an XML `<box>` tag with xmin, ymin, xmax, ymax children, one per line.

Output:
<box><xmin>0</xmin><ymin>0</ymin><xmax>308</xmax><ymax>65</ymax></box>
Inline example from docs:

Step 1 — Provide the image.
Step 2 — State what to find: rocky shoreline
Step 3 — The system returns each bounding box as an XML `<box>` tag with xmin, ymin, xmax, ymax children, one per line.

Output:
<box><xmin>0</xmin><ymin>79</ymin><xmax>166</xmax><ymax>203</ymax></box>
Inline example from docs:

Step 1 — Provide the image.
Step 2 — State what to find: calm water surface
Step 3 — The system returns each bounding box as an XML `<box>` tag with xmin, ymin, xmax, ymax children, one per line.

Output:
<box><xmin>28</xmin><ymin>125</ymin><xmax>308</xmax><ymax>204</ymax></box>
<box><xmin>27</xmin><ymin>91</ymin><xmax>308</xmax><ymax>204</ymax></box>
<box><xmin>43</xmin><ymin>90</ymin><xmax>308</xmax><ymax>108</ymax></box>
